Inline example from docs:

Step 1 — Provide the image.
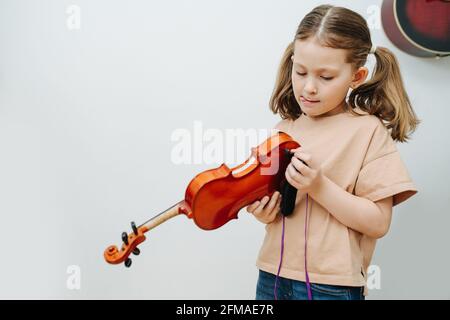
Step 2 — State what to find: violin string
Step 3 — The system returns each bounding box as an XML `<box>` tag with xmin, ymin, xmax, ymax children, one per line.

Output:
<box><xmin>138</xmin><ymin>201</ymin><xmax>180</xmax><ymax>228</ymax></box>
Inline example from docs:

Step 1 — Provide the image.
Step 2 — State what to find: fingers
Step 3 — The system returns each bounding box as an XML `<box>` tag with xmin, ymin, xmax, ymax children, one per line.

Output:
<box><xmin>265</xmin><ymin>191</ymin><xmax>281</xmax><ymax>213</ymax></box>
<box><xmin>293</xmin><ymin>151</ymin><xmax>311</xmax><ymax>166</ymax></box>
<box><xmin>253</xmin><ymin>195</ymin><xmax>271</xmax><ymax>216</ymax></box>
<box><xmin>287</xmin><ymin>164</ymin><xmax>301</xmax><ymax>183</ymax></box>
<box><xmin>267</xmin><ymin>192</ymin><xmax>282</xmax><ymax>221</ymax></box>
<box><xmin>246</xmin><ymin>200</ymin><xmax>260</xmax><ymax>213</ymax></box>
<box><xmin>291</xmin><ymin>156</ymin><xmax>311</xmax><ymax>175</ymax></box>
<box><xmin>247</xmin><ymin>192</ymin><xmax>282</xmax><ymax>223</ymax></box>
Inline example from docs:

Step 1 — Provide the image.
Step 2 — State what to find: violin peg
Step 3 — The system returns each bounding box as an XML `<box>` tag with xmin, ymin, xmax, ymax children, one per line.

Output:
<box><xmin>131</xmin><ymin>221</ymin><xmax>138</xmax><ymax>235</ymax></box>
<box><xmin>124</xmin><ymin>258</ymin><xmax>132</xmax><ymax>268</ymax></box>
<box><xmin>121</xmin><ymin>232</ymin><xmax>129</xmax><ymax>245</ymax></box>
<box><xmin>132</xmin><ymin>247</ymin><xmax>140</xmax><ymax>255</ymax></box>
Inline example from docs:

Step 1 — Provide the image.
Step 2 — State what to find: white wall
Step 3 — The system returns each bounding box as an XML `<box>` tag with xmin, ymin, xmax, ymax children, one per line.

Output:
<box><xmin>0</xmin><ymin>0</ymin><xmax>448</xmax><ymax>299</ymax></box>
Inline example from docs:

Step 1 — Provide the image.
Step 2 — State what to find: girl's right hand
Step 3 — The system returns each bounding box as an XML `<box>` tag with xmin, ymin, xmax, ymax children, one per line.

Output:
<box><xmin>246</xmin><ymin>191</ymin><xmax>282</xmax><ymax>224</ymax></box>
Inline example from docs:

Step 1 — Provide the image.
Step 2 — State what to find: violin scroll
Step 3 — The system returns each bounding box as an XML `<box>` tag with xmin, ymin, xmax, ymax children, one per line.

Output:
<box><xmin>104</xmin><ymin>221</ymin><xmax>148</xmax><ymax>267</ymax></box>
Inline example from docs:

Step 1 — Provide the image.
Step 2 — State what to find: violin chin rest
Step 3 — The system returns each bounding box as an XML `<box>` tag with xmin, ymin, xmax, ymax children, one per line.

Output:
<box><xmin>280</xmin><ymin>180</ymin><xmax>297</xmax><ymax>217</ymax></box>
<box><xmin>280</xmin><ymin>147</ymin><xmax>297</xmax><ymax>217</ymax></box>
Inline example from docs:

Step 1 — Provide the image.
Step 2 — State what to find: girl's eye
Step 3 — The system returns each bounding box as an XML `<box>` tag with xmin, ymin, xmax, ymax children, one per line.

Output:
<box><xmin>295</xmin><ymin>72</ymin><xmax>333</xmax><ymax>81</ymax></box>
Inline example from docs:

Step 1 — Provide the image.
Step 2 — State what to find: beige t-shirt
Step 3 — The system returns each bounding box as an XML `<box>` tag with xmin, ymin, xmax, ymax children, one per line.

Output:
<box><xmin>255</xmin><ymin>108</ymin><xmax>418</xmax><ymax>296</ymax></box>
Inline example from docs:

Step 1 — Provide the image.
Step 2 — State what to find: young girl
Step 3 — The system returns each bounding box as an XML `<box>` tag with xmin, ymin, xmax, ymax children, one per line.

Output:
<box><xmin>246</xmin><ymin>4</ymin><xmax>420</xmax><ymax>300</ymax></box>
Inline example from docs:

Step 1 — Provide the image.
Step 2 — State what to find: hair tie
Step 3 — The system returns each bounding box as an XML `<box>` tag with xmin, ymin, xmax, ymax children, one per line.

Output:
<box><xmin>370</xmin><ymin>45</ymin><xmax>377</xmax><ymax>54</ymax></box>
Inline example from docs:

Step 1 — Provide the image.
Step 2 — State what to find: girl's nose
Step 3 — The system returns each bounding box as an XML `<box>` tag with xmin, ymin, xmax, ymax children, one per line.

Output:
<box><xmin>304</xmin><ymin>79</ymin><xmax>318</xmax><ymax>95</ymax></box>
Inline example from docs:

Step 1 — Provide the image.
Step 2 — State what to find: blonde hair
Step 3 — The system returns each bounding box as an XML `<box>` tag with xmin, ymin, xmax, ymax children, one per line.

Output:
<box><xmin>269</xmin><ymin>4</ymin><xmax>420</xmax><ymax>142</ymax></box>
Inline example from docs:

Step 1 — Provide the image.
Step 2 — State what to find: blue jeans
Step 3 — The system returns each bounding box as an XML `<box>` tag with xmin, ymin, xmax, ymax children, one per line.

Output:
<box><xmin>256</xmin><ymin>269</ymin><xmax>365</xmax><ymax>300</ymax></box>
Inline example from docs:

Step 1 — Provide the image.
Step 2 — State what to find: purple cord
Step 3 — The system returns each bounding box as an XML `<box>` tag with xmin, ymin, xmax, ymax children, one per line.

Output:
<box><xmin>305</xmin><ymin>194</ymin><xmax>312</xmax><ymax>300</ymax></box>
<box><xmin>274</xmin><ymin>194</ymin><xmax>312</xmax><ymax>300</ymax></box>
<box><xmin>274</xmin><ymin>214</ymin><xmax>285</xmax><ymax>300</ymax></box>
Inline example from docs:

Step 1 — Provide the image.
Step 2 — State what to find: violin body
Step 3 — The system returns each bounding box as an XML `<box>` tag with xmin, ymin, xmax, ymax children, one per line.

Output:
<box><xmin>182</xmin><ymin>131</ymin><xmax>300</xmax><ymax>230</ymax></box>
<box><xmin>104</xmin><ymin>131</ymin><xmax>300</xmax><ymax>266</ymax></box>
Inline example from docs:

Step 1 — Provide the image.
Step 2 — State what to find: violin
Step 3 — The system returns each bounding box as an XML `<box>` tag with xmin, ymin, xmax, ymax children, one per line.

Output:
<box><xmin>104</xmin><ymin>131</ymin><xmax>301</xmax><ymax>267</ymax></box>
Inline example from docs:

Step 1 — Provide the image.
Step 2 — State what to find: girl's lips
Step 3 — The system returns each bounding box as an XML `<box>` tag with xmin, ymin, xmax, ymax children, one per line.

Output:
<box><xmin>300</xmin><ymin>97</ymin><xmax>320</xmax><ymax>105</ymax></box>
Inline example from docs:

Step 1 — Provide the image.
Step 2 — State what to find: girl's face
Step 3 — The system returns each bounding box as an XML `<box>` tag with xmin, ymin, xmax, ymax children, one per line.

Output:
<box><xmin>291</xmin><ymin>38</ymin><xmax>368</xmax><ymax>118</ymax></box>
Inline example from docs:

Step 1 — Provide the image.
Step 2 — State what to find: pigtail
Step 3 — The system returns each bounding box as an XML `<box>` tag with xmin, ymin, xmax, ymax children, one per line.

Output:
<box><xmin>269</xmin><ymin>41</ymin><xmax>302</xmax><ymax>121</ymax></box>
<box><xmin>348</xmin><ymin>46</ymin><xmax>421</xmax><ymax>142</ymax></box>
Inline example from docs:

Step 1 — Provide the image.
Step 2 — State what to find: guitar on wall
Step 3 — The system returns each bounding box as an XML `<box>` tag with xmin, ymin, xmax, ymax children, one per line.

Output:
<box><xmin>381</xmin><ymin>0</ymin><xmax>450</xmax><ymax>58</ymax></box>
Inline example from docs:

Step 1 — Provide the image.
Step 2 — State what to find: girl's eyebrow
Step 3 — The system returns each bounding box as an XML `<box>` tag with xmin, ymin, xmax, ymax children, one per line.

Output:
<box><xmin>293</xmin><ymin>62</ymin><xmax>339</xmax><ymax>72</ymax></box>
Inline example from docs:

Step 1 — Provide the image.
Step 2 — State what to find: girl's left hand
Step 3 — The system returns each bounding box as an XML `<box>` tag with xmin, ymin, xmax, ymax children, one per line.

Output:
<box><xmin>285</xmin><ymin>147</ymin><xmax>324</xmax><ymax>194</ymax></box>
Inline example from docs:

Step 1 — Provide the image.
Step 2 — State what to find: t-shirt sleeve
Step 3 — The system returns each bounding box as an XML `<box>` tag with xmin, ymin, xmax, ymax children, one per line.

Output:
<box><xmin>354</xmin><ymin>120</ymin><xmax>418</xmax><ymax>207</ymax></box>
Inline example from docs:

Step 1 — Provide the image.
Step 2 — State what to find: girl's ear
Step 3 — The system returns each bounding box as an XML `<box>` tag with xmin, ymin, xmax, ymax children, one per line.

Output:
<box><xmin>350</xmin><ymin>67</ymin><xmax>369</xmax><ymax>89</ymax></box>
